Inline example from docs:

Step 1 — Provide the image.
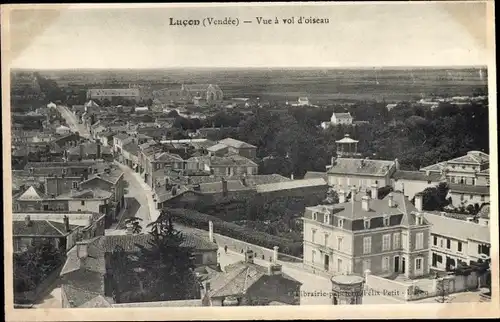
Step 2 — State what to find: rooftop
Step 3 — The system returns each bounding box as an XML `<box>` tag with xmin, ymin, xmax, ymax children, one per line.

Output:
<box><xmin>218</xmin><ymin>138</ymin><xmax>257</xmax><ymax>149</ymax></box>
<box><xmin>256</xmin><ymin>178</ymin><xmax>328</xmax><ymax>193</ymax></box>
<box><xmin>56</xmin><ymin>188</ymin><xmax>113</xmax><ymax>200</ymax></box>
<box><xmin>448</xmin><ymin>184</ymin><xmax>489</xmax><ymax>195</ymax></box>
<box><xmin>13</xmin><ymin>219</ymin><xmax>79</xmax><ymax>236</ymax></box>
<box><xmin>392</xmin><ymin>170</ymin><xmax>443</xmax><ymax>182</ymax></box>
<box><xmin>332</xmin><ymin>112</ymin><xmax>353</xmax><ymax>119</ymax></box>
<box><xmin>327</xmin><ymin>158</ymin><xmax>395</xmax><ymax>176</ymax></box>
<box><xmin>423</xmin><ymin>212</ymin><xmax>490</xmax><ymax>243</ymax></box>
<box><xmin>303</xmin><ymin>171</ymin><xmax>328</xmax><ymax>181</ymax></box>
<box><xmin>67</xmin><ymin>143</ymin><xmax>112</xmax><ymax>156</ymax></box>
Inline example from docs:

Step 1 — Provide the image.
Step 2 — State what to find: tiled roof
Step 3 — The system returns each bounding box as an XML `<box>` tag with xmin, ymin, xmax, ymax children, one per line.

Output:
<box><xmin>198</xmin><ymin>180</ymin><xmax>254</xmax><ymax>194</ymax></box>
<box><xmin>255</xmin><ymin>178</ymin><xmax>327</xmax><ymax>193</ymax></box>
<box><xmin>68</xmin><ymin>143</ymin><xmax>112</xmax><ymax>156</ymax></box>
<box><xmin>419</xmin><ymin>161</ymin><xmax>447</xmax><ymax>172</ymax></box>
<box><xmin>218</xmin><ymin>138</ymin><xmax>257</xmax><ymax>149</ymax></box>
<box><xmin>207</xmin><ymin>143</ymin><xmax>229</xmax><ymax>152</ymax></box>
<box><xmin>61</xmin><ymin>271</ymin><xmax>106</xmax><ymax>307</ymax></box>
<box><xmin>57</xmin><ymin>188</ymin><xmax>113</xmax><ymax>200</ymax></box>
<box><xmin>84</xmin><ymin>168</ymin><xmax>123</xmax><ymax>185</ymax></box>
<box><xmin>13</xmin><ymin>219</ymin><xmax>77</xmax><ymax>236</ymax></box>
<box><xmin>327</xmin><ymin>158</ymin><xmax>395</xmax><ymax>176</ymax></box>
<box><xmin>154</xmin><ymin>152</ymin><xmax>184</xmax><ymax>162</ymax></box>
<box><xmin>242</xmin><ymin>174</ymin><xmax>291</xmax><ymax>186</ymax></box>
<box><xmin>423</xmin><ymin>212</ymin><xmax>490</xmax><ymax>243</ymax></box>
<box><xmin>303</xmin><ymin>171</ymin><xmax>328</xmax><ymax>181</ymax></box>
<box><xmin>448</xmin><ymin>184</ymin><xmax>489</xmax><ymax>195</ymax></box>
<box><xmin>392</xmin><ymin>170</ymin><xmax>443</xmax><ymax>182</ymax></box>
<box><xmin>17</xmin><ymin>185</ymin><xmax>46</xmax><ymax>201</ymax></box>
<box><xmin>123</xmin><ymin>142</ymin><xmax>140</xmax><ymax>155</ymax></box>
<box><xmin>209</xmin><ymin>155</ymin><xmax>258</xmax><ymax>167</ymax></box>
<box><xmin>448</xmin><ymin>151</ymin><xmax>489</xmax><ymax>165</ymax></box>
<box><xmin>114</xmin><ymin>133</ymin><xmax>130</xmax><ymax>141</ymax></box>
<box><xmin>332</xmin><ymin>112</ymin><xmax>352</xmax><ymax>119</ymax></box>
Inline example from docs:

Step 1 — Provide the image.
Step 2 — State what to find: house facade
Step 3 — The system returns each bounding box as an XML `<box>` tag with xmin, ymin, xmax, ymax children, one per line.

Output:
<box><xmin>423</xmin><ymin>212</ymin><xmax>490</xmax><ymax>272</ymax></box>
<box><xmin>302</xmin><ymin>189</ymin><xmax>431</xmax><ymax>279</ymax></box>
<box><xmin>391</xmin><ymin>170</ymin><xmax>445</xmax><ymax>199</ymax></box>
<box><xmin>331</xmin><ymin>112</ymin><xmax>354</xmax><ymax>125</ymax></box>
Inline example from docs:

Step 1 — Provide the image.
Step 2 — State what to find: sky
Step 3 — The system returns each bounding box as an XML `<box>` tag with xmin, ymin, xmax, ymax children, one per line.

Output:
<box><xmin>6</xmin><ymin>2</ymin><xmax>490</xmax><ymax>69</ymax></box>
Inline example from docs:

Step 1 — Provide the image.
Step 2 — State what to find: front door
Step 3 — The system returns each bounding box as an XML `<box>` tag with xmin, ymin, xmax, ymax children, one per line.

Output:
<box><xmin>324</xmin><ymin>254</ymin><xmax>330</xmax><ymax>271</ymax></box>
<box><xmin>401</xmin><ymin>257</ymin><xmax>406</xmax><ymax>274</ymax></box>
<box><xmin>394</xmin><ymin>256</ymin><xmax>400</xmax><ymax>272</ymax></box>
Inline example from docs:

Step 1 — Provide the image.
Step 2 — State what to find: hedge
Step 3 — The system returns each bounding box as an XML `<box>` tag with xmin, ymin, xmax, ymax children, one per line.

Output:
<box><xmin>166</xmin><ymin>208</ymin><xmax>303</xmax><ymax>257</ymax></box>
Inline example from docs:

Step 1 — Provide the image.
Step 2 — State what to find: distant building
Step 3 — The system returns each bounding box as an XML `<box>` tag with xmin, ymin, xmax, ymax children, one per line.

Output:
<box><xmin>208</xmin><ymin>138</ymin><xmax>257</xmax><ymax>160</ymax></box>
<box><xmin>386</xmin><ymin>103</ymin><xmax>398</xmax><ymax>111</ymax></box>
<box><xmin>335</xmin><ymin>134</ymin><xmax>361</xmax><ymax>158</ymax></box>
<box><xmin>391</xmin><ymin>170</ymin><xmax>445</xmax><ymax>200</ymax></box>
<box><xmin>86</xmin><ymin>88</ymin><xmax>141</xmax><ymax>101</ymax></box>
<box><xmin>153</xmin><ymin>84</ymin><xmax>223</xmax><ymax>105</ymax></box>
<box><xmin>303</xmin><ymin>190</ymin><xmax>431</xmax><ymax>278</ymax></box>
<box><xmin>331</xmin><ymin>112</ymin><xmax>353</xmax><ymax>125</ymax></box>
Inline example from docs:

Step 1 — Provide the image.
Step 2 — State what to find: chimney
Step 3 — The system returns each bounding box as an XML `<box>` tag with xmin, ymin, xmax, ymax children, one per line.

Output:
<box><xmin>245</xmin><ymin>249</ymin><xmax>254</xmax><ymax>264</ymax></box>
<box><xmin>63</xmin><ymin>215</ymin><xmax>70</xmax><ymax>232</ymax></box>
<box><xmin>208</xmin><ymin>220</ymin><xmax>214</xmax><ymax>243</ymax></box>
<box><xmin>362</xmin><ymin>195</ymin><xmax>371</xmax><ymax>211</ymax></box>
<box><xmin>222</xmin><ymin>178</ymin><xmax>228</xmax><ymax>197</ymax></box>
<box><xmin>371</xmin><ymin>184</ymin><xmax>379</xmax><ymax>200</ymax></box>
<box><xmin>425</xmin><ymin>170</ymin><xmax>431</xmax><ymax>177</ymax></box>
<box><xmin>394</xmin><ymin>158</ymin><xmax>400</xmax><ymax>171</ymax></box>
<box><xmin>273</xmin><ymin>246</ymin><xmax>279</xmax><ymax>263</ymax></box>
<box><xmin>268</xmin><ymin>263</ymin><xmax>283</xmax><ymax>276</ymax></box>
<box><xmin>415</xmin><ymin>193</ymin><xmax>423</xmax><ymax>212</ymax></box>
<box><xmin>79</xmin><ymin>144</ymin><xmax>85</xmax><ymax>159</ymax></box>
<box><xmin>76</xmin><ymin>241</ymin><xmax>89</xmax><ymax>259</ymax></box>
<box><xmin>338</xmin><ymin>189</ymin><xmax>346</xmax><ymax>203</ymax></box>
<box><xmin>97</xmin><ymin>143</ymin><xmax>101</xmax><ymax>159</ymax></box>
<box><xmin>388</xmin><ymin>193</ymin><xmax>395</xmax><ymax>207</ymax></box>
<box><xmin>25</xmin><ymin>215</ymin><xmax>32</xmax><ymax>227</ymax></box>
<box><xmin>350</xmin><ymin>186</ymin><xmax>357</xmax><ymax>203</ymax></box>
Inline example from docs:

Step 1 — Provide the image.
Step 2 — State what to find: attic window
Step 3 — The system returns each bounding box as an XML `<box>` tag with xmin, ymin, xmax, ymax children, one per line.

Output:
<box><xmin>338</xmin><ymin>218</ymin><xmax>344</xmax><ymax>228</ymax></box>
<box><xmin>29</xmin><ymin>167</ymin><xmax>34</xmax><ymax>174</ymax></box>
<box><xmin>416</xmin><ymin>215</ymin><xmax>423</xmax><ymax>225</ymax></box>
<box><xmin>324</xmin><ymin>214</ymin><xmax>330</xmax><ymax>225</ymax></box>
<box><xmin>383</xmin><ymin>215</ymin><xmax>390</xmax><ymax>227</ymax></box>
<box><xmin>364</xmin><ymin>218</ymin><xmax>370</xmax><ymax>229</ymax></box>
<box><xmin>313</xmin><ymin>212</ymin><xmax>318</xmax><ymax>221</ymax></box>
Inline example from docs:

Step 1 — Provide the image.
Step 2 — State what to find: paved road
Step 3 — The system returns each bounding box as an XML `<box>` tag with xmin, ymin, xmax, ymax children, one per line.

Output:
<box><xmin>56</xmin><ymin>104</ymin><xmax>91</xmax><ymax>139</ymax></box>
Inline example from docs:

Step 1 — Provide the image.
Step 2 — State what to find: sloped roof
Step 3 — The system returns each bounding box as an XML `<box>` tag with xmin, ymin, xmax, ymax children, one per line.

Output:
<box><xmin>392</xmin><ymin>170</ymin><xmax>443</xmax><ymax>182</ymax></box>
<box><xmin>56</xmin><ymin>188</ymin><xmax>113</xmax><ymax>200</ymax></box>
<box><xmin>336</xmin><ymin>134</ymin><xmax>358</xmax><ymax>144</ymax></box>
<box><xmin>303</xmin><ymin>171</ymin><xmax>328</xmax><ymax>181</ymax></box>
<box><xmin>68</xmin><ymin>143</ymin><xmax>112</xmax><ymax>156</ymax></box>
<box><xmin>17</xmin><ymin>186</ymin><xmax>46</xmax><ymax>201</ymax></box>
<box><xmin>327</xmin><ymin>158</ymin><xmax>395</xmax><ymax>176</ymax></box>
<box><xmin>448</xmin><ymin>184</ymin><xmax>489</xmax><ymax>195</ymax></box>
<box><xmin>332</xmin><ymin>112</ymin><xmax>352</xmax><ymax>119</ymax></box>
<box><xmin>154</xmin><ymin>152</ymin><xmax>184</xmax><ymax>162</ymax></box>
<box><xmin>447</xmin><ymin>151</ymin><xmax>489</xmax><ymax>165</ymax></box>
<box><xmin>207</xmin><ymin>143</ymin><xmax>229</xmax><ymax>152</ymax></box>
<box><xmin>256</xmin><ymin>178</ymin><xmax>327</xmax><ymax>193</ymax></box>
<box><xmin>218</xmin><ymin>138</ymin><xmax>257</xmax><ymax>149</ymax></box>
<box><xmin>423</xmin><ymin>212</ymin><xmax>490</xmax><ymax>243</ymax></box>
<box><xmin>198</xmin><ymin>180</ymin><xmax>254</xmax><ymax>194</ymax></box>
<box><xmin>13</xmin><ymin>220</ymin><xmax>78</xmax><ymax>236</ymax></box>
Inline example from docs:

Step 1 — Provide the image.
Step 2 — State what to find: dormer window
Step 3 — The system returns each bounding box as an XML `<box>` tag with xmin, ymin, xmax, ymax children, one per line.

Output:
<box><xmin>313</xmin><ymin>212</ymin><xmax>318</xmax><ymax>221</ymax></box>
<box><xmin>364</xmin><ymin>218</ymin><xmax>370</xmax><ymax>229</ymax></box>
<box><xmin>338</xmin><ymin>218</ymin><xmax>344</xmax><ymax>228</ymax></box>
<box><xmin>29</xmin><ymin>167</ymin><xmax>34</xmax><ymax>174</ymax></box>
<box><xmin>324</xmin><ymin>214</ymin><xmax>330</xmax><ymax>225</ymax></box>
<box><xmin>416</xmin><ymin>214</ymin><xmax>423</xmax><ymax>225</ymax></box>
<box><xmin>383</xmin><ymin>215</ymin><xmax>390</xmax><ymax>227</ymax></box>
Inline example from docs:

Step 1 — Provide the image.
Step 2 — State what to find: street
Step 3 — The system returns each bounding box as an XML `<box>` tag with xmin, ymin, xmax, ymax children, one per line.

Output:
<box><xmin>56</xmin><ymin>104</ymin><xmax>91</xmax><ymax>139</ymax></box>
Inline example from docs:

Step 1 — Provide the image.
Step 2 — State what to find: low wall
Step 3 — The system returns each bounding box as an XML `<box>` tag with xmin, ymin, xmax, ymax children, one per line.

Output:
<box><xmin>213</xmin><ymin>233</ymin><xmax>275</xmax><ymax>261</ymax></box>
<box><xmin>365</xmin><ymin>274</ymin><xmax>409</xmax><ymax>301</ymax></box>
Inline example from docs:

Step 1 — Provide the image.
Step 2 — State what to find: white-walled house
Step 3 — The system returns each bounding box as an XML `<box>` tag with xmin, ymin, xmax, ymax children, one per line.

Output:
<box><xmin>331</xmin><ymin>112</ymin><xmax>353</xmax><ymax>125</ymax></box>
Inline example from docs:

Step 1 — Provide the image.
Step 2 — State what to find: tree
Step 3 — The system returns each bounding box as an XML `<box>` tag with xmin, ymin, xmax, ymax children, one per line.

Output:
<box><xmin>138</xmin><ymin>210</ymin><xmax>197</xmax><ymax>301</ymax></box>
<box><xmin>125</xmin><ymin>217</ymin><xmax>143</xmax><ymax>234</ymax></box>
<box><xmin>435</xmin><ymin>277</ymin><xmax>452</xmax><ymax>303</ymax></box>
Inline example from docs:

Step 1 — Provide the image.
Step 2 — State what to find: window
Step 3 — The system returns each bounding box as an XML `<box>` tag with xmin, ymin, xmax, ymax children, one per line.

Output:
<box><xmin>312</xmin><ymin>212</ymin><xmax>317</xmax><ymax>221</ymax></box>
<box><xmin>362</xmin><ymin>259</ymin><xmax>371</xmax><ymax>272</ymax></box>
<box><xmin>311</xmin><ymin>229</ymin><xmax>316</xmax><ymax>243</ymax></box>
<box><xmin>457</xmin><ymin>242</ymin><xmax>463</xmax><ymax>252</ymax></box>
<box><xmin>433</xmin><ymin>236</ymin><xmax>438</xmax><ymax>246</ymax></box>
<box><xmin>81</xmin><ymin>200</ymin><xmax>85</xmax><ymax>206</ymax></box>
<box><xmin>364</xmin><ymin>218</ymin><xmax>370</xmax><ymax>229</ymax></box>
<box><xmin>337</xmin><ymin>258</ymin><xmax>343</xmax><ymax>273</ymax></box>
<box><xmin>393</xmin><ymin>233</ymin><xmax>401</xmax><ymax>249</ymax></box>
<box><xmin>382</xmin><ymin>234</ymin><xmax>391</xmax><ymax>251</ymax></box>
<box><xmin>62</xmin><ymin>168</ymin><xmax>67</xmax><ymax>175</ymax></box>
<box><xmin>72</xmin><ymin>181</ymin><xmax>78</xmax><ymax>189</ymax></box>
<box><xmin>363</xmin><ymin>237</ymin><xmax>372</xmax><ymax>254</ymax></box>
<box><xmin>481</xmin><ymin>195</ymin><xmax>485</xmax><ymax>202</ymax></box>
<box><xmin>383</xmin><ymin>215</ymin><xmax>390</xmax><ymax>227</ymax></box>
<box><xmin>29</xmin><ymin>167</ymin><xmax>34</xmax><ymax>174</ymax></box>
<box><xmin>324</xmin><ymin>234</ymin><xmax>329</xmax><ymax>247</ymax></box>
<box><xmin>416</xmin><ymin>232</ymin><xmax>424</xmax><ymax>250</ymax></box>
<box><xmin>312</xmin><ymin>250</ymin><xmax>316</xmax><ymax>264</ymax></box>
<box><xmin>446</xmin><ymin>239</ymin><xmax>451</xmax><ymax>249</ymax></box>
<box><xmin>440</xmin><ymin>239</ymin><xmax>444</xmax><ymax>248</ymax></box>
<box><xmin>325</xmin><ymin>214</ymin><xmax>330</xmax><ymax>225</ymax></box>
<box><xmin>416</xmin><ymin>215</ymin><xmax>423</xmax><ymax>225</ymax></box>
<box><xmin>382</xmin><ymin>256</ymin><xmax>390</xmax><ymax>272</ymax></box>
<box><xmin>415</xmin><ymin>257</ymin><xmax>423</xmax><ymax>271</ymax></box>
<box><xmin>478</xmin><ymin>244</ymin><xmax>490</xmax><ymax>256</ymax></box>
<box><xmin>338</xmin><ymin>219</ymin><xmax>344</xmax><ymax>228</ymax></box>
<box><xmin>337</xmin><ymin>237</ymin><xmax>343</xmax><ymax>251</ymax></box>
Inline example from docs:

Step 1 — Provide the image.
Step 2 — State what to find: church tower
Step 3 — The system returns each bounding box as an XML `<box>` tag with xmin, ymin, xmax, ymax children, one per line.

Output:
<box><xmin>335</xmin><ymin>134</ymin><xmax>361</xmax><ymax>158</ymax></box>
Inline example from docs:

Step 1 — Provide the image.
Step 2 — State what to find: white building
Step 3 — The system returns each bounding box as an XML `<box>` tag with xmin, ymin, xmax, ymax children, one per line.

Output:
<box><xmin>56</xmin><ymin>125</ymin><xmax>71</xmax><ymax>135</ymax></box>
<box><xmin>331</xmin><ymin>112</ymin><xmax>353</xmax><ymax>125</ymax></box>
<box><xmin>424</xmin><ymin>212</ymin><xmax>490</xmax><ymax>271</ymax></box>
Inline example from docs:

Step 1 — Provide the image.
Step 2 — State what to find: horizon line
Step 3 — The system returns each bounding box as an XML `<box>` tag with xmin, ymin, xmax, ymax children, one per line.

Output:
<box><xmin>10</xmin><ymin>65</ymin><xmax>488</xmax><ymax>71</ymax></box>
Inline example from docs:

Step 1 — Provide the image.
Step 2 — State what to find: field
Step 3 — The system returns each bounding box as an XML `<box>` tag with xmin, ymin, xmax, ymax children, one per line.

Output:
<box><xmin>13</xmin><ymin>67</ymin><xmax>488</xmax><ymax>103</ymax></box>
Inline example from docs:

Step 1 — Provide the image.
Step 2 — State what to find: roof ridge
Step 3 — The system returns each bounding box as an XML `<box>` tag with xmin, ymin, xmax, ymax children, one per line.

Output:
<box><xmin>46</xmin><ymin>220</ymin><xmax>67</xmax><ymax>235</ymax></box>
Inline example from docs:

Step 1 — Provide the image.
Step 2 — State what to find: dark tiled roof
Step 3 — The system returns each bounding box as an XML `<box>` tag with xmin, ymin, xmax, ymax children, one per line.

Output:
<box><xmin>392</xmin><ymin>170</ymin><xmax>443</xmax><ymax>182</ymax></box>
<box><xmin>448</xmin><ymin>184</ymin><xmax>489</xmax><ymax>195</ymax></box>
<box><xmin>68</xmin><ymin>143</ymin><xmax>112</xmax><ymax>156</ymax></box>
<box><xmin>13</xmin><ymin>220</ymin><xmax>77</xmax><ymax>236</ymax></box>
<box><xmin>327</xmin><ymin>158</ymin><xmax>395</xmax><ymax>176</ymax></box>
<box><xmin>123</xmin><ymin>142</ymin><xmax>140</xmax><ymax>155</ymax></box>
